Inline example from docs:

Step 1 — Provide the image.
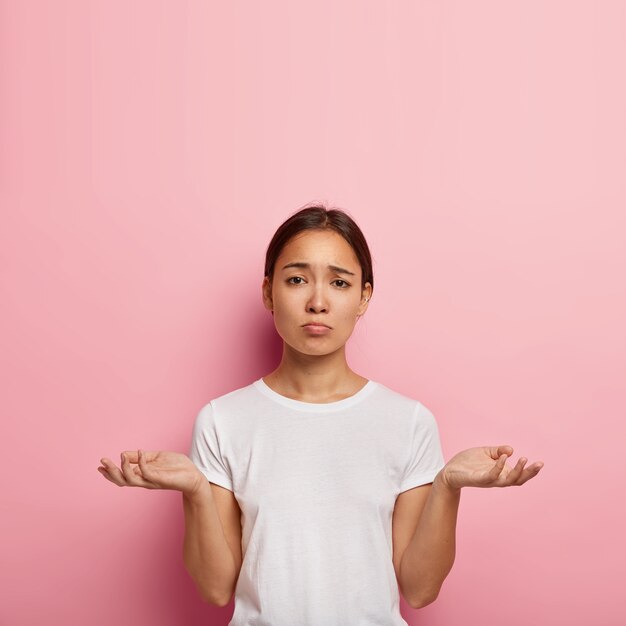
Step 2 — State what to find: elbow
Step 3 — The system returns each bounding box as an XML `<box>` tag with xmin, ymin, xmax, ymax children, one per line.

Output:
<box><xmin>405</xmin><ymin>557</ymin><xmax>454</xmax><ymax>609</ymax></box>
<box><xmin>184</xmin><ymin>564</ymin><xmax>232</xmax><ymax>607</ymax></box>
<box><xmin>213</xmin><ymin>590</ymin><xmax>234</xmax><ymax>608</ymax></box>
<box><xmin>205</xmin><ymin>596</ymin><xmax>229</xmax><ymax>608</ymax></box>
<box><xmin>197</xmin><ymin>586</ymin><xmax>232</xmax><ymax>607</ymax></box>
<box><xmin>192</xmin><ymin>581</ymin><xmax>219</xmax><ymax>606</ymax></box>
<box><xmin>408</xmin><ymin>588</ymin><xmax>440</xmax><ymax>609</ymax></box>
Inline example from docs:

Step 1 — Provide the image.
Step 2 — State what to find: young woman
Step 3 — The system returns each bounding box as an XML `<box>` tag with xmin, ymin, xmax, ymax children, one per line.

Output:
<box><xmin>98</xmin><ymin>205</ymin><xmax>543</xmax><ymax>626</ymax></box>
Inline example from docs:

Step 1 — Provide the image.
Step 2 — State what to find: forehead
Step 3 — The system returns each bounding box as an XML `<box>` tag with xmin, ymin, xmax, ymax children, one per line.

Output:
<box><xmin>278</xmin><ymin>229</ymin><xmax>359</xmax><ymax>265</ymax></box>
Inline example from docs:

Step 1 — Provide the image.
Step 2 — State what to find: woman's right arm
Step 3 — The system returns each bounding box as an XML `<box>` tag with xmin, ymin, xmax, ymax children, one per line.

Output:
<box><xmin>98</xmin><ymin>450</ymin><xmax>241</xmax><ymax>606</ymax></box>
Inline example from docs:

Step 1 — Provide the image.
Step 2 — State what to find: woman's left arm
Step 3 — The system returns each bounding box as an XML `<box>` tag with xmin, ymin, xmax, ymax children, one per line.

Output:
<box><xmin>399</xmin><ymin>445</ymin><xmax>544</xmax><ymax>608</ymax></box>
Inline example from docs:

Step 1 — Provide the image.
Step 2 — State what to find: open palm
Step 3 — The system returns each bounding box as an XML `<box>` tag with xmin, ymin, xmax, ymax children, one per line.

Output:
<box><xmin>441</xmin><ymin>445</ymin><xmax>543</xmax><ymax>490</ymax></box>
<box><xmin>98</xmin><ymin>449</ymin><xmax>204</xmax><ymax>495</ymax></box>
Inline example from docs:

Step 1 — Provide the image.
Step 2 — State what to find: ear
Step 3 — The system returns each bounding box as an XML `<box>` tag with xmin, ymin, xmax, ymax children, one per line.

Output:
<box><xmin>262</xmin><ymin>276</ymin><xmax>273</xmax><ymax>312</ymax></box>
<box><xmin>357</xmin><ymin>282</ymin><xmax>372</xmax><ymax>318</ymax></box>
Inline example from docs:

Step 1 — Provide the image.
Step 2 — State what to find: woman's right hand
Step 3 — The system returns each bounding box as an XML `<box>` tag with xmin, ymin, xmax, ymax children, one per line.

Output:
<box><xmin>98</xmin><ymin>450</ymin><xmax>205</xmax><ymax>496</ymax></box>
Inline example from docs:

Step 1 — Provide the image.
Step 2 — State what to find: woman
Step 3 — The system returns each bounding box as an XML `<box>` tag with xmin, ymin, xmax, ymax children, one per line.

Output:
<box><xmin>98</xmin><ymin>205</ymin><xmax>543</xmax><ymax>625</ymax></box>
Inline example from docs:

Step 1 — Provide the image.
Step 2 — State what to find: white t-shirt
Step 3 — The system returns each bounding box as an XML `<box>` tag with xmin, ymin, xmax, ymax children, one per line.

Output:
<box><xmin>189</xmin><ymin>377</ymin><xmax>445</xmax><ymax>626</ymax></box>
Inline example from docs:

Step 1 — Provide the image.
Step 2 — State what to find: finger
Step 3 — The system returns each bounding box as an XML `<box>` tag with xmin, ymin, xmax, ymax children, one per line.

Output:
<box><xmin>137</xmin><ymin>449</ymin><xmax>153</xmax><ymax>480</ymax></box>
<box><xmin>502</xmin><ymin>457</ymin><xmax>527</xmax><ymax>485</ymax></box>
<box><xmin>125</xmin><ymin>451</ymin><xmax>162</xmax><ymax>488</ymax></box>
<box><xmin>487</xmin><ymin>454</ymin><xmax>508</xmax><ymax>481</ymax></box>
<box><xmin>121</xmin><ymin>450</ymin><xmax>139</xmax><ymax>464</ymax></box>
<box><xmin>120</xmin><ymin>452</ymin><xmax>143</xmax><ymax>486</ymax></box>
<box><xmin>136</xmin><ymin>449</ymin><xmax>161</xmax><ymax>485</ymax></box>
<box><xmin>99</xmin><ymin>459</ymin><xmax>128</xmax><ymax>486</ymax></box>
<box><xmin>98</xmin><ymin>466</ymin><xmax>117</xmax><ymax>484</ymax></box>
<box><xmin>516</xmin><ymin>461</ymin><xmax>544</xmax><ymax>485</ymax></box>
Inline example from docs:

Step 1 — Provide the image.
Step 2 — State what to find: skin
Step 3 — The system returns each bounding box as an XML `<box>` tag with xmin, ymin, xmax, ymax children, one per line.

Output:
<box><xmin>97</xmin><ymin>227</ymin><xmax>544</xmax><ymax>607</ymax></box>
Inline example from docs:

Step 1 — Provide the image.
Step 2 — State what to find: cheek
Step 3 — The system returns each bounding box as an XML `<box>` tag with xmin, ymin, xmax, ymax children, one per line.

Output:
<box><xmin>336</xmin><ymin>305</ymin><xmax>361</xmax><ymax>326</ymax></box>
<box><xmin>343</xmin><ymin>296</ymin><xmax>362</xmax><ymax>314</ymax></box>
<box><xmin>272</xmin><ymin>307</ymin><xmax>296</xmax><ymax>333</ymax></box>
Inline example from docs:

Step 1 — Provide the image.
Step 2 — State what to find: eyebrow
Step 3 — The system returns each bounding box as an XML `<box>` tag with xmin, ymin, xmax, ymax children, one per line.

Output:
<box><xmin>281</xmin><ymin>262</ymin><xmax>356</xmax><ymax>276</ymax></box>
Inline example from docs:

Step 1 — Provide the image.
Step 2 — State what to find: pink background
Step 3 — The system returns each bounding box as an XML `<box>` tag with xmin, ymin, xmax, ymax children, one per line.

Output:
<box><xmin>1</xmin><ymin>1</ymin><xmax>624</xmax><ymax>624</ymax></box>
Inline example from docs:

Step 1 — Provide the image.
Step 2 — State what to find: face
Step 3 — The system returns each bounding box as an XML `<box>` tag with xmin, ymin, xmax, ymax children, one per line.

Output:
<box><xmin>262</xmin><ymin>229</ymin><xmax>372</xmax><ymax>357</ymax></box>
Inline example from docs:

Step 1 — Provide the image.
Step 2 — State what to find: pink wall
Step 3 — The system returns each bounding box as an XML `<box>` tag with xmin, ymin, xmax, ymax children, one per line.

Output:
<box><xmin>2</xmin><ymin>2</ymin><xmax>624</xmax><ymax>624</ymax></box>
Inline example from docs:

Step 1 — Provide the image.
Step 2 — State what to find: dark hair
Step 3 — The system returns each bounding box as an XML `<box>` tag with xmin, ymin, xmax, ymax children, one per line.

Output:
<box><xmin>264</xmin><ymin>203</ymin><xmax>374</xmax><ymax>293</ymax></box>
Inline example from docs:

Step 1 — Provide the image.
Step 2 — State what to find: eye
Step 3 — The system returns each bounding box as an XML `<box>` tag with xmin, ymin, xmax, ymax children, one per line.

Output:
<box><xmin>287</xmin><ymin>276</ymin><xmax>305</xmax><ymax>285</ymax></box>
<box><xmin>333</xmin><ymin>279</ymin><xmax>350</xmax><ymax>288</ymax></box>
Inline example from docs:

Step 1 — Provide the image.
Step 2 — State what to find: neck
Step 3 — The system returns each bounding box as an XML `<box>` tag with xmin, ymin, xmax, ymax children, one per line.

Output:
<box><xmin>263</xmin><ymin>343</ymin><xmax>366</xmax><ymax>402</ymax></box>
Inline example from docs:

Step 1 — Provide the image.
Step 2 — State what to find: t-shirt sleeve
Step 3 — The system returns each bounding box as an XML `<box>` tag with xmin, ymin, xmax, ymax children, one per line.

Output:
<box><xmin>188</xmin><ymin>401</ymin><xmax>234</xmax><ymax>492</ymax></box>
<box><xmin>399</xmin><ymin>402</ymin><xmax>445</xmax><ymax>493</ymax></box>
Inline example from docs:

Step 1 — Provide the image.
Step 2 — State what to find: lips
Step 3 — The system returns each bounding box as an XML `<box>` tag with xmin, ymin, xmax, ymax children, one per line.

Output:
<box><xmin>302</xmin><ymin>323</ymin><xmax>332</xmax><ymax>335</ymax></box>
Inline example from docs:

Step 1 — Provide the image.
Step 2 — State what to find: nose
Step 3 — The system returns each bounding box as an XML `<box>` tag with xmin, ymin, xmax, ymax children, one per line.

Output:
<box><xmin>306</xmin><ymin>286</ymin><xmax>328</xmax><ymax>313</ymax></box>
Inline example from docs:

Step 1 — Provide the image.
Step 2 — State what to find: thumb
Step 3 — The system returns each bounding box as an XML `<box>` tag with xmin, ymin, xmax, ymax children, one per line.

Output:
<box><xmin>488</xmin><ymin>445</ymin><xmax>513</xmax><ymax>459</ymax></box>
<box><xmin>137</xmin><ymin>449</ymin><xmax>154</xmax><ymax>479</ymax></box>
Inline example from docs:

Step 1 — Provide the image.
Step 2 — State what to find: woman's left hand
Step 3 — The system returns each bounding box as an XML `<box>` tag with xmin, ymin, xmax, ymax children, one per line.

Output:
<box><xmin>439</xmin><ymin>445</ymin><xmax>543</xmax><ymax>490</ymax></box>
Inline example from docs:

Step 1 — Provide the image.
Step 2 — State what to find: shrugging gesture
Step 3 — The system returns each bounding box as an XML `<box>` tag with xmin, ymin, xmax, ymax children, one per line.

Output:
<box><xmin>439</xmin><ymin>445</ymin><xmax>543</xmax><ymax>491</ymax></box>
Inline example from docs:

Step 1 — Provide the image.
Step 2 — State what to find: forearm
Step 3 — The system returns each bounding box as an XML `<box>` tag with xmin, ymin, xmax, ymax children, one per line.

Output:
<box><xmin>399</xmin><ymin>472</ymin><xmax>461</xmax><ymax>608</ymax></box>
<box><xmin>182</xmin><ymin>480</ymin><xmax>239</xmax><ymax>606</ymax></box>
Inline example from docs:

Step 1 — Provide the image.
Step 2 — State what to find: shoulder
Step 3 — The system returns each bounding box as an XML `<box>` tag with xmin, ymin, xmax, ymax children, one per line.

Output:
<box><xmin>370</xmin><ymin>381</ymin><xmax>437</xmax><ymax>423</ymax></box>
<box><xmin>193</xmin><ymin>380</ymin><xmax>259</xmax><ymax>427</ymax></box>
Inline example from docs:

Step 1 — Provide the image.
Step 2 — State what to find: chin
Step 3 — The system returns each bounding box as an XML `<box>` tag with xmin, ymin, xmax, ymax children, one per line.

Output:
<box><xmin>299</xmin><ymin>341</ymin><xmax>348</xmax><ymax>357</ymax></box>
